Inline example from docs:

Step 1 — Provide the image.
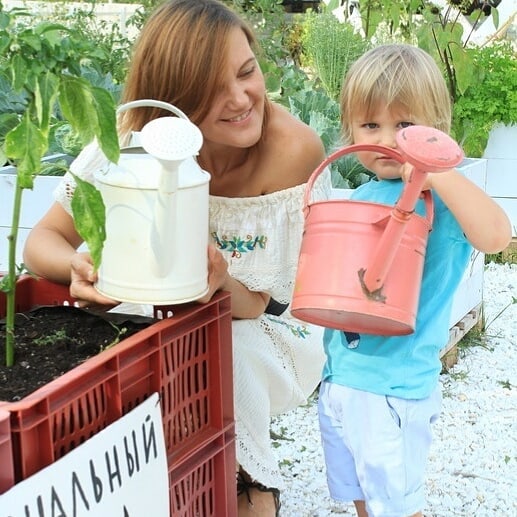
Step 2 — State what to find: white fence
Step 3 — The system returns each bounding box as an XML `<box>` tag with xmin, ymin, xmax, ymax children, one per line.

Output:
<box><xmin>3</xmin><ymin>1</ymin><xmax>142</xmax><ymax>37</ymax></box>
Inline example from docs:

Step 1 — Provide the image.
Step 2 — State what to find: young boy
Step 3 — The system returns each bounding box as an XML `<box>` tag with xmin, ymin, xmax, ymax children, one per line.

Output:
<box><xmin>318</xmin><ymin>44</ymin><xmax>511</xmax><ymax>517</ymax></box>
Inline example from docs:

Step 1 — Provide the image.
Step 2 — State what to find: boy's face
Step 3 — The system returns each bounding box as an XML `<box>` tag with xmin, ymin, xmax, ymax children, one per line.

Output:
<box><xmin>351</xmin><ymin>104</ymin><xmax>420</xmax><ymax>180</ymax></box>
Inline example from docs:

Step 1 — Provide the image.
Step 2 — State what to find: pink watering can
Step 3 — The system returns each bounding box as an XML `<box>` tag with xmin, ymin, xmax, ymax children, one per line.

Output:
<box><xmin>291</xmin><ymin>125</ymin><xmax>464</xmax><ymax>335</ymax></box>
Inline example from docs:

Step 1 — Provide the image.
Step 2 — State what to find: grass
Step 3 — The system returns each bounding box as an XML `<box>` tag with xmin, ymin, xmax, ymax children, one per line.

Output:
<box><xmin>456</xmin><ymin>317</ymin><xmax>492</xmax><ymax>352</ymax></box>
<box><xmin>485</xmin><ymin>237</ymin><xmax>517</xmax><ymax>265</ymax></box>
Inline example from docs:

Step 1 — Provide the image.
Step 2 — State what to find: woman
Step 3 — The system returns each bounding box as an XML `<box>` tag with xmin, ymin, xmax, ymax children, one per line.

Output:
<box><xmin>23</xmin><ymin>1</ymin><xmax>329</xmax><ymax>515</ymax></box>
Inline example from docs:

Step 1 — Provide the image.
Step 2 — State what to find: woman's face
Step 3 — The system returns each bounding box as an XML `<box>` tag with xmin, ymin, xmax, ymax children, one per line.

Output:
<box><xmin>351</xmin><ymin>104</ymin><xmax>420</xmax><ymax>179</ymax></box>
<box><xmin>198</xmin><ymin>27</ymin><xmax>266</xmax><ymax>149</ymax></box>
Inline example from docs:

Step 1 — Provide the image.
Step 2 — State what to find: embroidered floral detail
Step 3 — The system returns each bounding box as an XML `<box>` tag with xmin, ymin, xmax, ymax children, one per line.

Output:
<box><xmin>265</xmin><ymin>315</ymin><xmax>311</xmax><ymax>339</ymax></box>
<box><xmin>211</xmin><ymin>232</ymin><xmax>267</xmax><ymax>258</ymax></box>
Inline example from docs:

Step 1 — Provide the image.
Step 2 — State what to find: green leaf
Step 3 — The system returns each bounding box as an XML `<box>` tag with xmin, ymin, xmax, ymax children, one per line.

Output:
<box><xmin>0</xmin><ymin>275</ymin><xmax>10</xmax><ymax>293</ymax></box>
<box><xmin>58</xmin><ymin>75</ymin><xmax>96</xmax><ymax>145</ymax></box>
<box><xmin>70</xmin><ymin>173</ymin><xmax>106</xmax><ymax>271</ymax></box>
<box><xmin>59</xmin><ymin>77</ymin><xmax>118</xmax><ymax>163</ymax></box>
<box><xmin>0</xmin><ymin>33</ymin><xmax>10</xmax><ymax>54</ymax></box>
<box><xmin>11</xmin><ymin>54</ymin><xmax>28</xmax><ymax>92</ymax></box>
<box><xmin>449</xmin><ymin>44</ymin><xmax>476</xmax><ymax>96</ymax></box>
<box><xmin>0</xmin><ymin>11</ymin><xmax>11</xmax><ymax>30</ymax></box>
<box><xmin>0</xmin><ymin>112</ymin><xmax>21</xmax><ymax>142</ymax></box>
<box><xmin>35</xmin><ymin>71</ymin><xmax>59</xmax><ymax>135</ymax></box>
<box><xmin>36</xmin><ymin>22</ymin><xmax>70</xmax><ymax>36</ymax></box>
<box><xmin>491</xmin><ymin>7</ymin><xmax>499</xmax><ymax>29</ymax></box>
<box><xmin>90</xmin><ymin>86</ymin><xmax>119</xmax><ymax>164</ymax></box>
<box><xmin>20</xmin><ymin>30</ymin><xmax>42</xmax><ymax>52</ymax></box>
<box><xmin>4</xmin><ymin>112</ymin><xmax>46</xmax><ymax>187</ymax></box>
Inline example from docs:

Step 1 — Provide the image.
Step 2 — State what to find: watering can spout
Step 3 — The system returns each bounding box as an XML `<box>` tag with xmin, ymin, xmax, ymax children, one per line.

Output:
<box><xmin>140</xmin><ymin>116</ymin><xmax>203</xmax><ymax>278</ymax></box>
<box><xmin>149</xmin><ymin>162</ymin><xmax>180</xmax><ymax>277</ymax></box>
<box><xmin>360</xmin><ymin>125</ymin><xmax>464</xmax><ymax>294</ymax></box>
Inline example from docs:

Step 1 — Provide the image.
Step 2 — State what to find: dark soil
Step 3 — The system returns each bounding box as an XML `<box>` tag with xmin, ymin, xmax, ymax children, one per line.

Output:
<box><xmin>0</xmin><ymin>305</ymin><xmax>154</xmax><ymax>402</ymax></box>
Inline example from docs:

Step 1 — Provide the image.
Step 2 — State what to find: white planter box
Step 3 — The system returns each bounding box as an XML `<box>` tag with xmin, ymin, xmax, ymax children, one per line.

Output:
<box><xmin>447</xmin><ymin>158</ymin><xmax>486</xmax><ymax>328</ymax></box>
<box><xmin>330</xmin><ymin>157</ymin><xmax>487</xmax><ymax>330</ymax></box>
<box><xmin>483</xmin><ymin>123</ymin><xmax>517</xmax><ymax>236</ymax></box>
<box><xmin>0</xmin><ymin>155</ymin><xmax>71</xmax><ymax>272</ymax></box>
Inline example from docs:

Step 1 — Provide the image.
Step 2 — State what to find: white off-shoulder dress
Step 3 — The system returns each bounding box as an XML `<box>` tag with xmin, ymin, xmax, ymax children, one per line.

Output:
<box><xmin>54</xmin><ymin>140</ymin><xmax>329</xmax><ymax>489</ymax></box>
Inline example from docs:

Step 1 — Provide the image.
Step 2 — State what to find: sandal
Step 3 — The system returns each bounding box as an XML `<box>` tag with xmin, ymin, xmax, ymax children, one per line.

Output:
<box><xmin>236</xmin><ymin>470</ymin><xmax>281</xmax><ymax>516</ymax></box>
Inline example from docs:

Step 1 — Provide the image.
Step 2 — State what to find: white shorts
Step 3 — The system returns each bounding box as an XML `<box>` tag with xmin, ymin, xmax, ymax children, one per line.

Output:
<box><xmin>318</xmin><ymin>381</ymin><xmax>442</xmax><ymax>517</ymax></box>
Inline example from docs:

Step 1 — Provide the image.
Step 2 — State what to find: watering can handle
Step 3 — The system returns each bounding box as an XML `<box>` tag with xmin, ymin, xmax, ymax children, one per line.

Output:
<box><xmin>304</xmin><ymin>125</ymin><xmax>464</xmax><ymax>212</ymax></box>
<box><xmin>116</xmin><ymin>99</ymin><xmax>190</xmax><ymax>121</ymax></box>
<box><xmin>303</xmin><ymin>144</ymin><xmax>405</xmax><ymax>211</ymax></box>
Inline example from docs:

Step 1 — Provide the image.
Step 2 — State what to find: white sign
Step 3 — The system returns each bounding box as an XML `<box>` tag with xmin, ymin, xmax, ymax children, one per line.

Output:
<box><xmin>0</xmin><ymin>393</ymin><xmax>170</xmax><ymax>517</ymax></box>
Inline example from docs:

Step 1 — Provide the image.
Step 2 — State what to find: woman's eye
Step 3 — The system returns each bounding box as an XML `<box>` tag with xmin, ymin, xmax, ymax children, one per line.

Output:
<box><xmin>240</xmin><ymin>66</ymin><xmax>255</xmax><ymax>77</ymax></box>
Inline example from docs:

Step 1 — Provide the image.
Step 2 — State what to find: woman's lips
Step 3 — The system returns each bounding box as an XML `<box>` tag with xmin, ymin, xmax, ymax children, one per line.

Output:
<box><xmin>223</xmin><ymin>109</ymin><xmax>252</xmax><ymax>123</ymax></box>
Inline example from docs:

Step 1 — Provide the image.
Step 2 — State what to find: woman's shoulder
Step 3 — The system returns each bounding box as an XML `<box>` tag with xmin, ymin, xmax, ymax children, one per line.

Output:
<box><xmin>269</xmin><ymin>103</ymin><xmax>322</xmax><ymax>146</ymax></box>
<box><xmin>263</xmin><ymin>103</ymin><xmax>325</xmax><ymax>186</ymax></box>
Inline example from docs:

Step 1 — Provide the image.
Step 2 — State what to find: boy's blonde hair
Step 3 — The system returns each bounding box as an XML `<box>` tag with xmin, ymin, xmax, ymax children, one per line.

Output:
<box><xmin>340</xmin><ymin>44</ymin><xmax>451</xmax><ymax>144</ymax></box>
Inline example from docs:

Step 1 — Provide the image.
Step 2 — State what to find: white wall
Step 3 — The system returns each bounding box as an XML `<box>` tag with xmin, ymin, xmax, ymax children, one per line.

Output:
<box><xmin>483</xmin><ymin>124</ymin><xmax>517</xmax><ymax>236</ymax></box>
<box><xmin>3</xmin><ymin>1</ymin><xmax>142</xmax><ymax>38</ymax></box>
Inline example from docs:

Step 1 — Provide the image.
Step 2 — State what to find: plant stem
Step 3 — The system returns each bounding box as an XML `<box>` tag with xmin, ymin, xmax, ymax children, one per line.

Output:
<box><xmin>5</xmin><ymin>177</ymin><xmax>24</xmax><ymax>367</ymax></box>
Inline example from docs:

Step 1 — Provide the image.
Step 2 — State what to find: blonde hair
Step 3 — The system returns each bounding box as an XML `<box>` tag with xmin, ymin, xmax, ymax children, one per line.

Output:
<box><xmin>340</xmin><ymin>44</ymin><xmax>451</xmax><ymax>144</ymax></box>
<box><xmin>119</xmin><ymin>0</ymin><xmax>270</xmax><ymax>133</ymax></box>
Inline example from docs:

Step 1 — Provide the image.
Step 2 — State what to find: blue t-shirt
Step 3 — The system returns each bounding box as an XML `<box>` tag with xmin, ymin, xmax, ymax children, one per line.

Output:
<box><xmin>322</xmin><ymin>178</ymin><xmax>472</xmax><ymax>399</ymax></box>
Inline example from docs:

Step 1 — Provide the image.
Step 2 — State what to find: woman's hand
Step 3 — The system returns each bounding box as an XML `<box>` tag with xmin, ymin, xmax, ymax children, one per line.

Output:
<box><xmin>70</xmin><ymin>252</ymin><xmax>119</xmax><ymax>309</ymax></box>
<box><xmin>197</xmin><ymin>245</ymin><xmax>229</xmax><ymax>304</ymax></box>
<box><xmin>197</xmin><ymin>245</ymin><xmax>270</xmax><ymax>318</ymax></box>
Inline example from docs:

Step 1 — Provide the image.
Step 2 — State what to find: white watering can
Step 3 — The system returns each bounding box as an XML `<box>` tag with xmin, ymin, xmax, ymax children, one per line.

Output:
<box><xmin>93</xmin><ymin>99</ymin><xmax>210</xmax><ymax>304</ymax></box>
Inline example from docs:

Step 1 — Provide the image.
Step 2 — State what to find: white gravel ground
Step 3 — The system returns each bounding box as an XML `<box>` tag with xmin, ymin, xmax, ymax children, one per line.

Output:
<box><xmin>272</xmin><ymin>262</ymin><xmax>517</xmax><ymax>516</ymax></box>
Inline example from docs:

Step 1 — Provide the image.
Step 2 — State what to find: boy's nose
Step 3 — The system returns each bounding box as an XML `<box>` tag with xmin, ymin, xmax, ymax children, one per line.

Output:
<box><xmin>379</xmin><ymin>130</ymin><xmax>398</xmax><ymax>148</ymax></box>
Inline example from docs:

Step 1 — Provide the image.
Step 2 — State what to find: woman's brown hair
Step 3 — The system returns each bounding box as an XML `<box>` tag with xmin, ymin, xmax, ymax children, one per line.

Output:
<box><xmin>119</xmin><ymin>0</ymin><xmax>270</xmax><ymax>134</ymax></box>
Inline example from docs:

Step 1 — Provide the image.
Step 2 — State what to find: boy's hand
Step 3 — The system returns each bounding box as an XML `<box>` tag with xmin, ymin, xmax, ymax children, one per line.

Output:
<box><xmin>401</xmin><ymin>162</ymin><xmax>453</xmax><ymax>191</ymax></box>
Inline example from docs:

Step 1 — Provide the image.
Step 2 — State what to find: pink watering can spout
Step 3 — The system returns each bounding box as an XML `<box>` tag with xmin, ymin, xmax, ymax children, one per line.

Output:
<box><xmin>292</xmin><ymin>125</ymin><xmax>464</xmax><ymax>335</ymax></box>
<box><xmin>360</xmin><ymin>125</ymin><xmax>464</xmax><ymax>295</ymax></box>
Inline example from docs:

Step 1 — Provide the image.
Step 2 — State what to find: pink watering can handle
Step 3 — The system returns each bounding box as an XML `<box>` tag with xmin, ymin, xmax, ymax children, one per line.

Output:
<box><xmin>303</xmin><ymin>144</ymin><xmax>405</xmax><ymax>211</ymax></box>
<box><xmin>303</xmin><ymin>125</ymin><xmax>464</xmax><ymax>295</ymax></box>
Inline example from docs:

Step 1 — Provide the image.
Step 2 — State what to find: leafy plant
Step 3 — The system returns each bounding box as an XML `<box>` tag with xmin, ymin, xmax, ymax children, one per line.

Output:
<box><xmin>288</xmin><ymin>88</ymin><xmax>374</xmax><ymax>188</ymax></box>
<box><xmin>229</xmin><ymin>0</ymin><xmax>313</xmax><ymax>106</ymax></box>
<box><xmin>354</xmin><ymin>0</ymin><xmax>512</xmax><ymax>157</ymax></box>
<box><xmin>0</xmin><ymin>3</ymin><xmax>119</xmax><ymax>366</ymax></box>
<box><xmin>451</xmin><ymin>42</ymin><xmax>517</xmax><ymax>157</ymax></box>
<box><xmin>300</xmin><ymin>8</ymin><xmax>369</xmax><ymax>100</ymax></box>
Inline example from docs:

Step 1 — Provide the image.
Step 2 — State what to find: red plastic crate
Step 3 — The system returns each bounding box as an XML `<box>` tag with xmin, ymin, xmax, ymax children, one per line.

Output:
<box><xmin>170</xmin><ymin>426</ymin><xmax>237</xmax><ymax>517</ymax></box>
<box><xmin>0</xmin><ymin>408</ymin><xmax>14</xmax><ymax>494</ymax></box>
<box><xmin>0</xmin><ymin>275</ymin><xmax>235</xmax><ymax>516</ymax></box>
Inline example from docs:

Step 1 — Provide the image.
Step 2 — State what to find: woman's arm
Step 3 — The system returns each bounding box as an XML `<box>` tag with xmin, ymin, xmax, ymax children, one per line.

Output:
<box><xmin>23</xmin><ymin>202</ymin><xmax>83</xmax><ymax>283</ymax></box>
<box><xmin>23</xmin><ymin>202</ymin><xmax>117</xmax><ymax>307</ymax></box>
<box><xmin>198</xmin><ymin>245</ymin><xmax>269</xmax><ymax>319</ymax></box>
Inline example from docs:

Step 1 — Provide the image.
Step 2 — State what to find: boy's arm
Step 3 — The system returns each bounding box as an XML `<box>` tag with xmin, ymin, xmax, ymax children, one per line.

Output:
<box><xmin>429</xmin><ymin>169</ymin><xmax>512</xmax><ymax>254</ymax></box>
